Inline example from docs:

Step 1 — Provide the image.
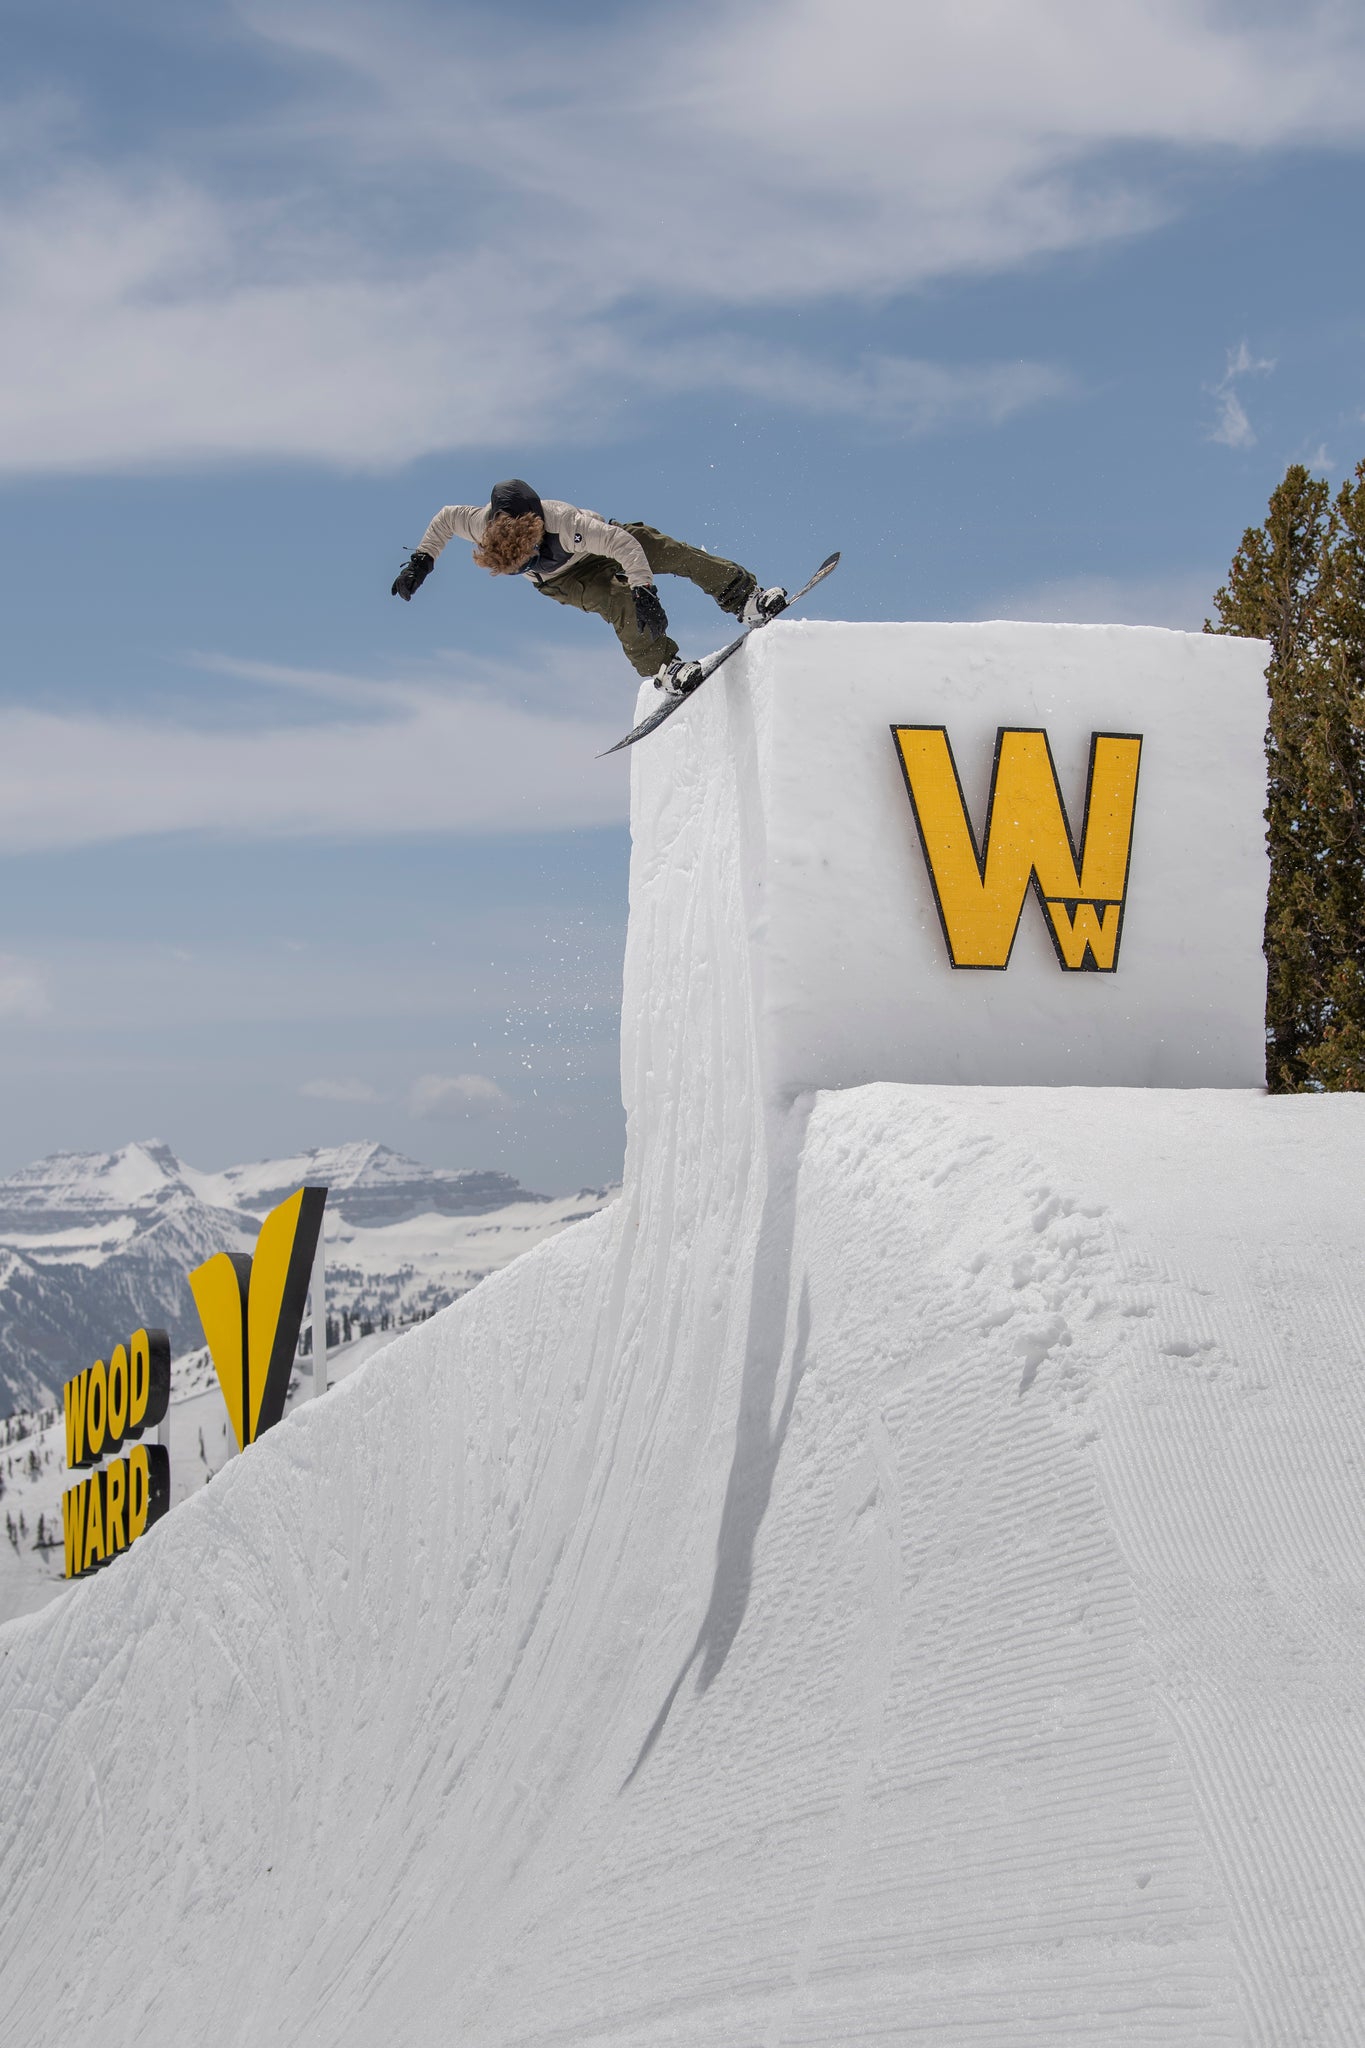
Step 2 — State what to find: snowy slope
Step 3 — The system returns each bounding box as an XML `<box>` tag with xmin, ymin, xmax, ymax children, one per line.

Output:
<box><xmin>2</xmin><ymin>625</ymin><xmax>1364</xmax><ymax>2046</ymax></box>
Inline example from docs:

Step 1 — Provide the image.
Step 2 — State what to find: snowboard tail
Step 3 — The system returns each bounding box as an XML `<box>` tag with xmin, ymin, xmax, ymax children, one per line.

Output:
<box><xmin>599</xmin><ymin>552</ymin><xmax>840</xmax><ymax>756</ymax></box>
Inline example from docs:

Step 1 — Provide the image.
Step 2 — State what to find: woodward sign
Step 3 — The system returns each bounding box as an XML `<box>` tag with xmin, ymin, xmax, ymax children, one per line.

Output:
<box><xmin>63</xmin><ymin>1447</ymin><xmax>169</xmax><ymax>1581</ymax></box>
<box><xmin>190</xmin><ymin>1184</ymin><xmax>326</xmax><ymax>1452</ymax></box>
<box><xmin>62</xmin><ymin>1329</ymin><xmax>171</xmax><ymax>1580</ymax></box>
<box><xmin>65</xmin><ymin>1328</ymin><xmax>171</xmax><ymax>1467</ymax></box>
<box><xmin>733</xmin><ymin>622</ymin><xmax>1266</xmax><ymax>1089</ymax></box>
<box><xmin>893</xmin><ymin>726</ymin><xmax>1144</xmax><ymax>973</ymax></box>
<box><xmin>56</xmin><ymin>1183</ymin><xmax>328</xmax><ymax>1587</ymax></box>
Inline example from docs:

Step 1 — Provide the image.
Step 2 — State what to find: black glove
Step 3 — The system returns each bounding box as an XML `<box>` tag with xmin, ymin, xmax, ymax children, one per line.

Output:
<box><xmin>633</xmin><ymin>583</ymin><xmax>668</xmax><ymax>641</ymax></box>
<box><xmin>391</xmin><ymin>549</ymin><xmax>434</xmax><ymax>601</ymax></box>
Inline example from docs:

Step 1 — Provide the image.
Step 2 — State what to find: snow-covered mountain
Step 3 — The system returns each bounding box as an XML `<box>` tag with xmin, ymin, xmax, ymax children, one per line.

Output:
<box><xmin>0</xmin><ymin>1139</ymin><xmax>582</xmax><ymax>1415</ymax></box>
<box><xmin>0</xmin><ymin>1137</ymin><xmax>528</xmax><ymax>1234</ymax></box>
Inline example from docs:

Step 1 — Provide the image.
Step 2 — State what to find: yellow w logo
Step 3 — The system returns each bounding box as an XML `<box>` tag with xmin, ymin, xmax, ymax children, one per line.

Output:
<box><xmin>189</xmin><ymin>1186</ymin><xmax>326</xmax><ymax>1451</ymax></box>
<box><xmin>892</xmin><ymin>727</ymin><xmax>1143</xmax><ymax>971</ymax></box>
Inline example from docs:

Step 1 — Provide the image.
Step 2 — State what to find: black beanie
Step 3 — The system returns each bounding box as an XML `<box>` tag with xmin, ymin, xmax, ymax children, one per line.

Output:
<box><xmin>488</xmin><ymin>478</ymin><xmax>545</xmax><ymax>522</ymax></box>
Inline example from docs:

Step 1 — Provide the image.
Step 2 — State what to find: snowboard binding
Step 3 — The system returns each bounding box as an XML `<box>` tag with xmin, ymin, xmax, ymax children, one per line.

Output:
<box><xmin>654</xmin><ymin>657</ymin><xmax>705</xmax><ymax>697</ymax></box>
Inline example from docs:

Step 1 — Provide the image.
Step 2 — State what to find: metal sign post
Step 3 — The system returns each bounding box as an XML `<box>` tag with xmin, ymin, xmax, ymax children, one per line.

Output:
<box><xmin>311</xmin><ymin>1229</ymin><xmax>327</xmax><ymax>1399</ymax></box>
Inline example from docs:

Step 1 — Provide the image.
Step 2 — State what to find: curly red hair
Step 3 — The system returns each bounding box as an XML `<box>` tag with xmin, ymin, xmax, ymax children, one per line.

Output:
<box><xmin>473</xmin><ymin>511</ymin><xmax>545</xmax><ymax>575</ymax></box>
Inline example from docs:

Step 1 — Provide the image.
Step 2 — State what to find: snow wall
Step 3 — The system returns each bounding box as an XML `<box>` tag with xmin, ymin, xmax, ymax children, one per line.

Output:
<box><xmin>730</xmin><ymin>620</ymin><xmax>1269</xmax><ymax>1091</ymax></box>
<box><xmin>4</xmin><ymin>621</ymin><xmax>1365</xmax><ymax>2048</ymax></box>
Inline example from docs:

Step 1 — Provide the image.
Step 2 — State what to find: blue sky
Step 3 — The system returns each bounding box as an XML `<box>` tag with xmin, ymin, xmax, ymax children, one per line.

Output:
<box><xmin>1</xmin><ymin>0</ymin><xmax>1363</xmax><ymax>1189</ymax></box>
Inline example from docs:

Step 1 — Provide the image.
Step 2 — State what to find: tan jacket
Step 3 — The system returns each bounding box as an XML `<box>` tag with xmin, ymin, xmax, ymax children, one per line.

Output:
<box><xmin>417</xmin><ymin>500</ymin><xmax>653</xmax><ymax>588</ymax></box>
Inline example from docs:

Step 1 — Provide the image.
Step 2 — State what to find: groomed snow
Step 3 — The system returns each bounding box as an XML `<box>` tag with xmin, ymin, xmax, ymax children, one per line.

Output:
<box><xmin>2</xmin><ymin>627</ymin><xmax>1363</xmax><ymax>2045</ymax></box>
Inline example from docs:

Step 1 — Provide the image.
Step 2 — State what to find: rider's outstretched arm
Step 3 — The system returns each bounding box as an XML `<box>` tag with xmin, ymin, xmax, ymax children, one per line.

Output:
<box><xmin>416</xmin><ymin>505</ymin><xmax>480</xmax><ymax>561</ymax></box>
<box><xmin>391</xmin><ymin>505</ymin><xmax>479</xmax><ymax>600</ymax></box>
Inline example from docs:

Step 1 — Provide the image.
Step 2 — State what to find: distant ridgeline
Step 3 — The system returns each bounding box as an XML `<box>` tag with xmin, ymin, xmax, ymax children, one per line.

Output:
<box><xmin>0</xmin><ymin>1140</ymin><xmax>543</xmax><ymax>1417</ymax></box>
<box><xmin>62</xmin><ymin>1330</ymin><xmax>171</xmax><ymax>1580</ymax></box>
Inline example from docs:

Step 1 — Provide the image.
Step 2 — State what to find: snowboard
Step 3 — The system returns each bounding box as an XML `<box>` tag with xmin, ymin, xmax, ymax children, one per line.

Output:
<box><xmin>599</xmin><ymin>552</ymin><xmax>840</xmax><ymax>756</ymax></box>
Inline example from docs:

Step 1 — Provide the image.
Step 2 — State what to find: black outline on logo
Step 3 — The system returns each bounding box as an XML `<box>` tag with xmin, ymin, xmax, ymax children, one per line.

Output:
<box><xmin>253</xmin><ymin>1185</ymin><xmax>327</xmax><ymax>1443</ymax></box>
<box><xmin>890</xmin><ymin>725</ymin><xmax>1143</xmax><ymax>972</ymax></box>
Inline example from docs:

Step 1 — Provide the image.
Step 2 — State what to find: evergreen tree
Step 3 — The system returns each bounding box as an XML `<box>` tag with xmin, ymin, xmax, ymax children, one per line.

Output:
<box><xmin>1209</xmin><ymin>462</ymin><xmax>1365</xmax><ymax>1090</ymax></box>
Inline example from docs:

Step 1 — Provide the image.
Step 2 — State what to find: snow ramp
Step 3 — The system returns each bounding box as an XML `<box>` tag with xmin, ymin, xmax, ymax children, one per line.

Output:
<box><xmin>3</xmin><ymin>623</ymin><xmax>1365</xmax><ymax>2047</ymax></box>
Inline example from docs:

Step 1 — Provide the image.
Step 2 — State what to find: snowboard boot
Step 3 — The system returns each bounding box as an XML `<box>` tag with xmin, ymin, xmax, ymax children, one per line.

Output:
<box><xmin>654</xmin><ymin>656</ymin><xmax>705</xmax><ymax>696</ymax></box>
<box><xmin>741</xmin><ymin>585</ymin><xmax>789</xmax><ymax>626</ymax></box>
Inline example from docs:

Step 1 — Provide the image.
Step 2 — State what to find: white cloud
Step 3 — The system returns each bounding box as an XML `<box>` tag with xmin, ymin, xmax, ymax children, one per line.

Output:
<box><xmin>409</xmin><ymin>1073</ymin><xmax>511</xmax><ymax>1118</ymax></box>
<box><xmin>642</xmin><ymin>342</ymin><xmax>1072</xmax><ymax>431</ymax></box>
<box><xmin>253</xmin><ymin>1</ymin><xmax>1365</xmax><ymax>300</ymax></box>
<box><xmin>1210</xmin><ymin>388</ymin><xmax>1256</xmax><ymax>450</ymax></box>
<box><xmin>300</xmin><ymin>1077</ymin><xmax>383</xmax><ymax>1102</ymax></box>
<box><xmin>1207</xmin><ymin>339</ymin><xmax>1277</xmax><ymax>449</ymax></box>
<box><xmin>0</xmin><ymin>956</ymin><xmax>49</xmax><ymax>1023</ymax></box>
<box><xmin>0</xmin><ymin>656</ymin><xmax>632</xmax><ymax>852</ymax></box>
<box><xmin>982</xmin><ymin>569</ymin><xmax>1223</xmax><ymax>630</ymax></box>
<box><xmin>0</xmin><ymin>1</ymin><xmax>1363</xmax><ymax>471</ymax></box>
<box><xmin>0</xmin><ymin>168</ymin><xmax>1065</xmax><ymax>472</ymax></box>
<box><xmin>1224</xmin><ymin>342</ymin><xmax>1277</xmax><ymax>380</ymax></box>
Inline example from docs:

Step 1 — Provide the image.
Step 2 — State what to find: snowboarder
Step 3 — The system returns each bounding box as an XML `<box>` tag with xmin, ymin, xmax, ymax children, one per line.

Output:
<box><xmin>390</xmin><ymin>479</ymin><xmax>788</xmax><ymax>694</ymax></box>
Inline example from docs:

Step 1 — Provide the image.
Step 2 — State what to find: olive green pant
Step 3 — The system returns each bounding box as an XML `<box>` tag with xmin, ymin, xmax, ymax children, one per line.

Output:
<box><xmin>532</xmin><ymin>524</ymin><xmax>756</xmax><ymax>678</ymax></box>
